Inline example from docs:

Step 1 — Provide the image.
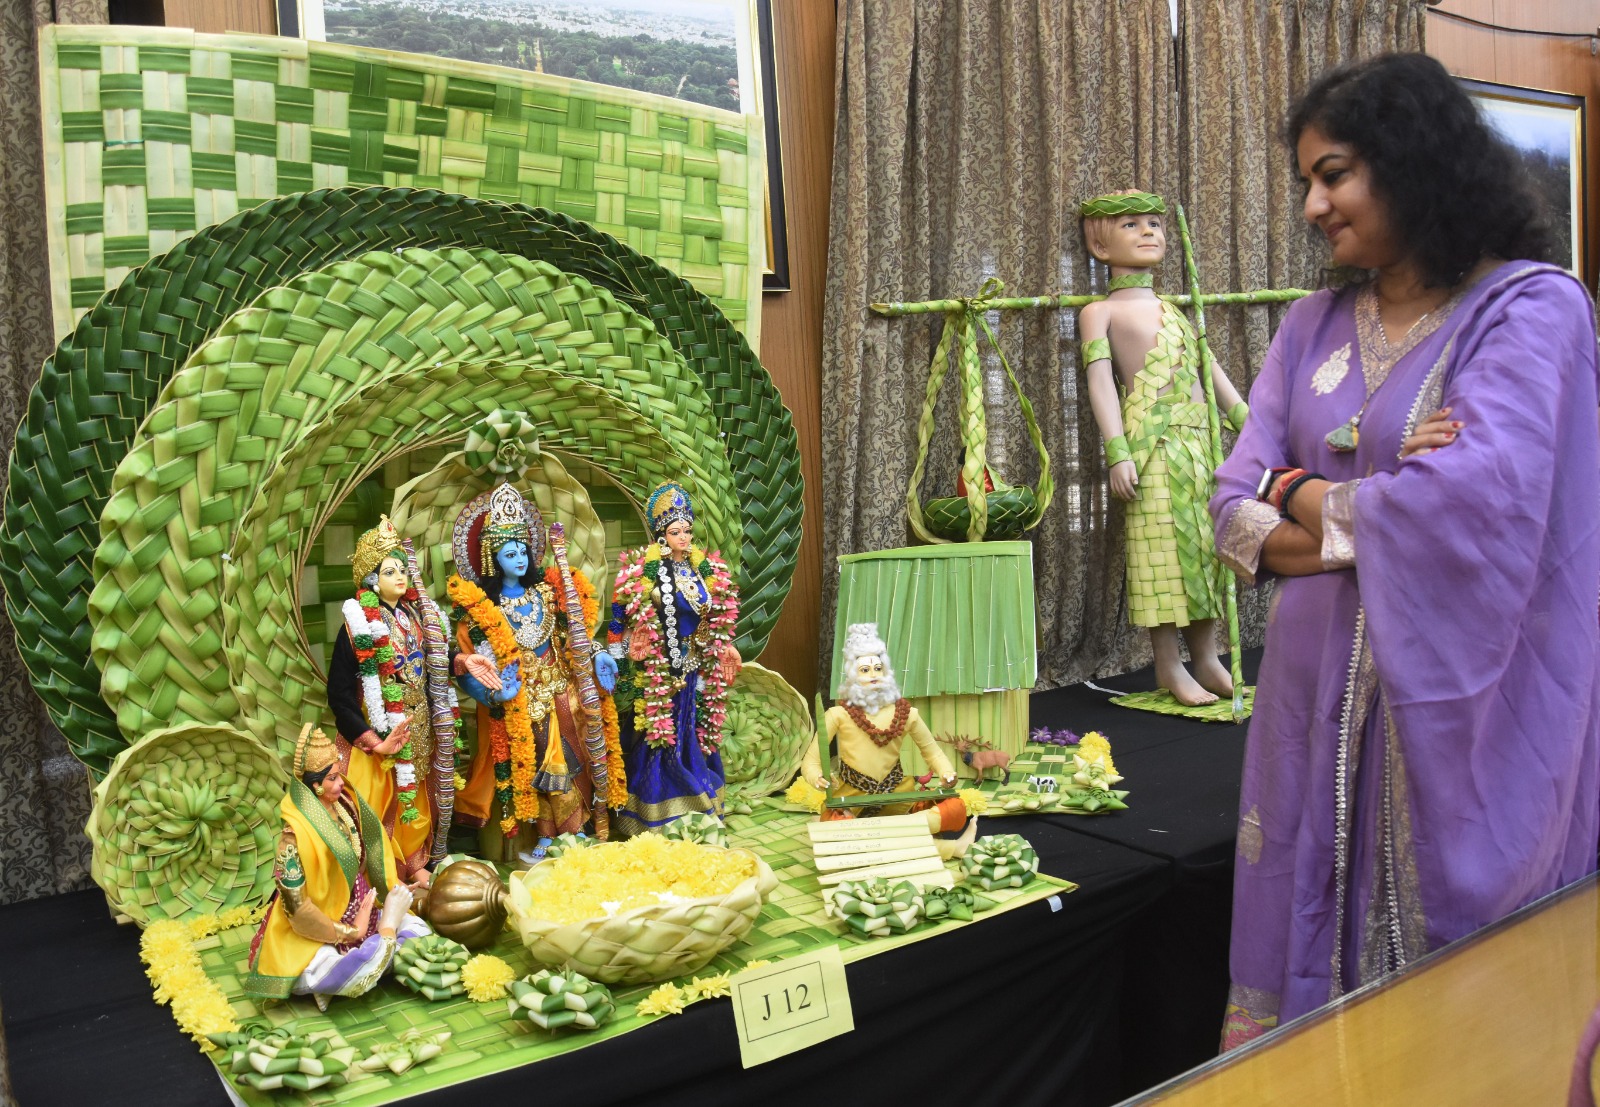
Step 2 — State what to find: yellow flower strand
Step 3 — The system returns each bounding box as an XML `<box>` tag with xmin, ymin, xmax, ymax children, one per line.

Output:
<box><xmin>139</xmin><ymin>905</ymin><xmax>265</xmax><ymax>1048</ymax></box>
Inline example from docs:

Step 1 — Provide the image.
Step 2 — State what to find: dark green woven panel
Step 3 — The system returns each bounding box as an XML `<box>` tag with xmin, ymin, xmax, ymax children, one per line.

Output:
<box><xmin>1</xmin><ymin>187</ymin><xmax>800</xmax><ymax>775</ymax></box>
<box><xmin>43</xmin><ymin>26</ymin><xmax>760</xmax><ymax>329</ymax></box>
<box><xmin>88</xmin><ymin>246</ymin><xmax>736</xmax><ymax>753</ymax></box>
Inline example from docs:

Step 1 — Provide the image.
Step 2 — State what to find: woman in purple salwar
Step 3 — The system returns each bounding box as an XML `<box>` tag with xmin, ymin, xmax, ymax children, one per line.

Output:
<box><xmin>1211</xmin><ymin>54</ymin><xmax>1600</xmax><ymax>1049</ymax></box>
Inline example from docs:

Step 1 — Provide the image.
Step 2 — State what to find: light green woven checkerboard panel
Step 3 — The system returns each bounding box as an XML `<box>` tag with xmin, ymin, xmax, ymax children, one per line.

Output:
<box><xmin>196</xmin><ymin>806</ymin><xmax>1072</xmax><ymax>1106</ymax></box>
<box><xmin>86</xmin><ymin>247</ymin><xmax>736</xmax><ymax>757</ymax></box>
<box><xmin>831</xmin><ymin>542</ymin><xmax>1039</xmax><ymax>699</ymax></box>
<box><xmin>39</xmin><ymin>26</ymin><xmax>764</xmax><ymax>344</ymax></box>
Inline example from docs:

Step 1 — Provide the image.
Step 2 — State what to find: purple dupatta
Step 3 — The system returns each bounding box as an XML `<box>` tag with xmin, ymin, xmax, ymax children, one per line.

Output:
<box><xmin>1210</xmin><ymin>262</ymin><xmax>1600</xmax><ymax>1046</ymax></box>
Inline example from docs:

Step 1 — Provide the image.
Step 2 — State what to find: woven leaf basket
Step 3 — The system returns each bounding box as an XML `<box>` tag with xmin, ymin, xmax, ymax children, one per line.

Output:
<box><xmin>87</xmin><ymin>722</ymin><xmax>289</xmax><ymax>926</ymax></box>
<box><xmin>718</xmin><ymin>662</ymin><xmax>813</xmax><ymax>807</ymax></box>
<box><xmin>504</xmin><ymin>847</ymin><xmax>777</xmax><ymax>986</ymax></box>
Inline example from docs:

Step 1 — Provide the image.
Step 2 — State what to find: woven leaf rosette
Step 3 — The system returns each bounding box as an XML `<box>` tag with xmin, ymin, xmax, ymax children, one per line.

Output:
<box><xmin>717</xmin><ymin>661</ymin><xmax>813</xmax><ymax>807</ymax></box>
<box><xmin>392</xmin><ymin>934</ymin><xmax>471</xmax><ymax>1001</ymax></box>
<box><xmin>214</xmin><ymin>1032</ymin><xmax>356</xmax><ymax>1093</ymax></box>
<box><xmin>506</xmin><ymin>969</ymin><xmax>616</xmax><ymax>1031</ymax></box>
<box><xmin>88</xmin><ymin>723</ymin><xmax>288</xmax><ymax>925</ymax></box>
<box><xmin>960</xmin><ymin>834</ymin><xmax>1040</xmax><ymax>891</ymax></box>
<box><xmin>659</xmin><ymin>811</ymin><xmax>730</xmax><ymax>849</ymax></box>
<box><xmin>827</xmin><ymin>879</ymin><xmax>926</xmax><ymax>937</ymax></box>
<box><xmin>504</xmin><ymin>845</ymin><xmax>778</xmax><ymax>986</ymax></box>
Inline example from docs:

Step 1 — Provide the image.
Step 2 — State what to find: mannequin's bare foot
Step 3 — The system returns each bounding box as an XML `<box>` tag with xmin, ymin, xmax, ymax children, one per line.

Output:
<box><xmin>1156</xmin><ymin>659</ymin><xmax>1218</xmax><ymax>706</ymax></box>
<box><xmin>1191</xmin><ymin>655</ymin><xmax>1234</xmax><ymax>698</ymax></box>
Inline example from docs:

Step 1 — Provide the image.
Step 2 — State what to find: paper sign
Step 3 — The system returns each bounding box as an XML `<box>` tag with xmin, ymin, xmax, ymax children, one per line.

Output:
<box><xmin>730</xmin><ymin>945</ymin><xmax>854</xmax><ymax>1066</ymax></box>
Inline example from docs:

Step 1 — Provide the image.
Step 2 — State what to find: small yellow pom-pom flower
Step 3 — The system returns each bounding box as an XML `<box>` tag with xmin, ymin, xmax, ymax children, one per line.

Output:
<box><xmin>462</xmin><ymin>954</ymin><xmax>517</xmax><ymax>1002</ymax></box>
<box><xmin>785</xmin><ymin>777</ymin><xmax>826</xmax><ymax>814</ymax></box>
<box><xmin>686</xmin><ymin>972</ymin><xmax>732</xmax><ymax>1001</ymax></box>
<box><xmin>1078</xmin><ymin>731</ymin><xmax>1116</xmax><ymax>774</ymax></box>
<box><xmin>958</xmin><ymin>788</ymin><xmax>990</xmax><ymax>816</ymax></box>
<box><xmin>637</xmin><ymin>982</ymin><xmax>687</xmax><ymax>1017</ymax></box>
<box><xmin>454</xmin><ymin>773</ymin><xmax>468</xmax><ymax>793</ymax></box>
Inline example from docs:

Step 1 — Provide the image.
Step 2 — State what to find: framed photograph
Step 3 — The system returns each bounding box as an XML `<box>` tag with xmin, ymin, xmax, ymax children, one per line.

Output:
<box><xmin>278</xmin><ymin>0</ymin><xmax>787</xmax><ymax>289</ymax></box>
<box><xmin>1462</xmin><ymin>79</ymin><xmax>1586</xmax><ymax>280</ymax></box>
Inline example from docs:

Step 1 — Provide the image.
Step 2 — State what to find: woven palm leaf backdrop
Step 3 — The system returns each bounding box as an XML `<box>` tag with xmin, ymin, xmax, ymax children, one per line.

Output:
<box><xmin>0</xmin><ymin>24</ymin><xmax>808</xmax><ymax>921</ymax></box>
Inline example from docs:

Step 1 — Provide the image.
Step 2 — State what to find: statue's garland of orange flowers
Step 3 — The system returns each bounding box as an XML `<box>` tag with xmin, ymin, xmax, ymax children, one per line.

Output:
<box><xmin>448</xmin><ymin>576</ymin><xmax>537</xmax><ymax>834</ymax></box>
<box><xmin>541</xmin><ymin>566</ymin><xmax>625</xmax><ymax>804</ymax></box>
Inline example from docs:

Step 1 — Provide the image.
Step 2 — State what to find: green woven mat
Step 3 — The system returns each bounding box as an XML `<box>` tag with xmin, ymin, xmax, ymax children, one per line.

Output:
<box><xmin>196</xmin><ymin>807</ymin><xmax>1072</xmax><ymax>1105</ymax></box>
<box><xmin>2</xmin><ymin>187</ymin><xmax>799</xmax><ymax>776</ymax></box>
<box><xmin>38</xmin><ymin>26</ymin><xmax>763</xmax><ymax>339</ymax></box>
<box><xmin>1108</xmin><ymin>686</ymin><xmax>1255</xmax><ymax>722</ymax></box>
<box><xmin>942</xmin><ymin>742</ymin><xmax>1128</xmax><ymax>816</ymax></box>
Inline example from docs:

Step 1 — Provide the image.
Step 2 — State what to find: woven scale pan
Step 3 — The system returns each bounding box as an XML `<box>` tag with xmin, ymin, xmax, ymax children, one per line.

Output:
<box><xmin>39</xmin><ymin>26</ymin><xmax>764</xmax><ymax>335</ymax></box>
<box><xmin>87</xmin><ymin>248</ymin><xmax>734</xmax><ymax>755</ymax></box>
<box><xmin>87</xmin><ymin>722</ymin><xmax>289</xmax><ymax>925</ymax></box>
<box><xmin>225</xmin><ymin>364</ymin><xmax>698</xmax><ymax>759</ymax></box>
<box><xmin>2</xmin><ymin>188</ymin><xmax>800</xmax><ymax>775</ymax></box>
<box><xmin>388</xmin><ymin>446</ymin><xmax>610</xmax><ymax>600</ymax></box>
<box><xmin>718</xmin><ymin>661</ymin><xmax>813</xmax><ymax>807</ymax></box>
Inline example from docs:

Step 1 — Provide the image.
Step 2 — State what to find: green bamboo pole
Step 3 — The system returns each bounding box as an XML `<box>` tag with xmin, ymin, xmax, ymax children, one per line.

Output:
<box><xmin>1174</xmin><ymin>203</ymin><xmax>1246</xmax><ymax>722</ymax></box>
<box><xmin>871</xmin><ymin>288</ymin><xmax>1311</xmax><ymax>317</ymax></box>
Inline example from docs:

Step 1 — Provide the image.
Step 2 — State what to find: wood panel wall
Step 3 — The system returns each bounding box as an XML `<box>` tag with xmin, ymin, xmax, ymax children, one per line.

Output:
<box><xmin>151</xmin><ymin>0</ymin><xmax>835</xmax><ymax>698</ymax></box>
<box><xmin>1428</xmin><ymin>1</ymin><xmax>1600</xmax><ymax>290</ymax></box>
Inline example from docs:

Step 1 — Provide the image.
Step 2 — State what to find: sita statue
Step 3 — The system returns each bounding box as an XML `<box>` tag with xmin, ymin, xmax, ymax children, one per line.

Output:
<box><xmin>607</xmin><ymin>480</ymin><xmax>741</xmax><ymax>837</ymax></box>
<box><xmin>326</xmin><ymin>515</ymin><xmax>460</xmax><ymax>880</ymax></box>
<box><xmin>446</xmin><ymin>482</ymin><xmax>621</xmax><ymax>863</ymax></box>
<box><xmin>244</xmin><ymin>726</ymin><xmax>430</xmax><ymax>1008</ymax></box>
<box><xmin>1077</xmin><ymin>189</ymin><xmax>1248</xmax><ymax>706</ymax></box>
<box><xmin>801</xmin><ymin>623</ymin><xmax>975</xmax><ymax>856</ymax></box>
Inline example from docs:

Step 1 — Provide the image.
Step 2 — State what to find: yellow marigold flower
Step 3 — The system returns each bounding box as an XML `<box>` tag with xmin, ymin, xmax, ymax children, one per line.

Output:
<box><xmin>686</xmin><ymin>972</ymin><xmax>732</xmax><ymax>1001</ymax></box>
<box><xmin>462</xmin><ymin>954</ymin><xmax>517</xmax><ymax>1002</ymax></box>
<box><xmin>785</xmin><ymin>777</ymin><xmax>826</xmax><ymax>814</ymax></box>
<box><xmin>519</xmin><ymin>838</ymin><xmax>755</xmax><ymax>924</ymax></box>
<box><xmin>741</xmin><ymin>959</ymin><xmax>772</xmax><ymax>972</ymax></box>
<box><xmin>958</xmin><ymin>788</ymin><xmax>990</xmax><ymax>816</ymax></box>
<box><xmin>637</xmin><ymin>982</ymin><xmax>687</xmax><ymax>1017</ymax></box>
<box><xmin>1078</xmin><ymin>731</ymin><xmax>1116</xmax><ymax>774</ymax></box>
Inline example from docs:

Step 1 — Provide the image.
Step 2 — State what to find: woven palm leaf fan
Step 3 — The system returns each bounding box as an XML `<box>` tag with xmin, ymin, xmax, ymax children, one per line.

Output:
<box><xmin>905</xmin><ymin>279</ymin><xmax>1053</xmax><ymax>543</ymax></box>
<box><xmin>1</xmin><ymin>188</ymin><xmax>801</xmax><ymax>774</ymax></box>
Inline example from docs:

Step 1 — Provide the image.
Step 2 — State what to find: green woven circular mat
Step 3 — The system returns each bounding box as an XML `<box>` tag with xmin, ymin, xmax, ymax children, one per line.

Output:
<box><xmin>389</xmin><ymin>447</ymin><xmax>609</xmax><ymax>601</ymax></box>
<box><xmin>87</xmin><ymin>248</ymin><xmax>731</xmax><ymax>755</ymax></box>
<box><xmin>718</xmin><ymin>661</ymin><xmax>813</xmax><ymax>807</ymax></box>
<box><xmin>222</xmin><ymin>363</ymin><xmax>697</xmax><ymax>759</ymax></box>
<box><xmin>1</xmin><ymin>187</ymin><xmax>801</xmax><ymax>775</ymax></box>
<box><xmin>87</xmin><ymin>722</ymin><xmax>288</xmax><ymax>926</ymax></box>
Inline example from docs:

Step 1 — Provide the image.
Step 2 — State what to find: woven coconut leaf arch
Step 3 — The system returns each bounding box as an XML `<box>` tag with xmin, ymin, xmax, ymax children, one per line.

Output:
<box><xmin>1</xmin><ymin>187</ymin><xmax>801</xmax><ymax>773</ymax></box>
<box><xmin>90</xmin><ymin>248</ymin><xmax>736</xmax><ymax>754</ymax></box>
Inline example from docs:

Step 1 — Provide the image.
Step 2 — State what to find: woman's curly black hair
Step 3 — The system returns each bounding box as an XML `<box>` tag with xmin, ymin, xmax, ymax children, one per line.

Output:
<box><xmin>1285</xmin><ymin>53</ymin><xmax>1558</xmax><ymax>287</ymax></box>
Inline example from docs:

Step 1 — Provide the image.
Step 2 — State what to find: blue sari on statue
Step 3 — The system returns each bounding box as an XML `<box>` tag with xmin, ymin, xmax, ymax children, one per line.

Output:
<box><xmin>613</xmin><ymin>574</ymin><xmax>725</xmax><ymax>836</ymax></box>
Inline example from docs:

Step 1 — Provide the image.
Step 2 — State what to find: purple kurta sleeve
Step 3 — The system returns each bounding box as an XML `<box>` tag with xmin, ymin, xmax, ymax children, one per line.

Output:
<box><xmin>1211</xmin><ymin>295</ymin><xmax>1328</xmax><ymax>583</ymax></box>
<box><xmin>1351</xmin><ymin>271</ymin><xmax>1600</xmax><ymax>943</ymax></box>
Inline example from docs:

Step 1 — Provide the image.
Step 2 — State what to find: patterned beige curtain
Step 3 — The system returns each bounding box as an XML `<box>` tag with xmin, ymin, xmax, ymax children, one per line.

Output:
<box><xmin>1179</xmin><ymin>0</ymin><xmax>1427</xmax><ymax>643</ymax></box>
<box><xmin>822</xmin><ymin>0</ymin><xmax>1425</xmax><ymax>688</ymax></box>
<box><xmin>822</xmin><ymin>0</ymin><xmax>1179</xmax><ymax>689</ymax></box>
<box><xmin>0</xmin><ymin>0</ymin><xmax>108</xmax><ymax>908</ymax></box>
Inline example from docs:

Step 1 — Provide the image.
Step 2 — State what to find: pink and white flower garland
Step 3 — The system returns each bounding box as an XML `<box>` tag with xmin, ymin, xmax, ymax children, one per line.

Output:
<box><xmin>341</xmin><ymin>590</ymin><xmax>421</xmax><ymax>823</ymax></box>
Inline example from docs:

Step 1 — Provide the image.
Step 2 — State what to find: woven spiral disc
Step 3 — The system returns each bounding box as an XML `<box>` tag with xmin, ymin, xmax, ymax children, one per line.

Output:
<box><xmin>388</xmin><ymin>449</ymin><xmax>609</xmax><ymax>600</ymax></box>
<box><xmin>1</xmin><ymin>187</ymin><xmax>801</xmax><ymax>775</ymax></box>
<box><xmin>717</xmin><ymin>662</ymin><xmax>814</xmax><ymax>806</ymax></box>
<box><xmin>87</xmin><ymin>723</ymin><xmax>289</xmax><ymax>926</ymax></box>
<box><xmin>85</xmin><ymin>247</ymin><xmax>735</xmax><ymax>753</ymax></box>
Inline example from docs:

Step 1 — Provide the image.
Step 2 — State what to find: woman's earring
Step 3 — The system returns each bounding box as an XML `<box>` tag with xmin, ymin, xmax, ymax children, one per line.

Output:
<box><xmin>658</xmin><ymin>537</ymin><xmax>670</xmax><ymax>555</ymax></box>
<box><xmin>314</xmin><ymin>783</ymin><xmax>324</xmax><ymax>796</ymax></box>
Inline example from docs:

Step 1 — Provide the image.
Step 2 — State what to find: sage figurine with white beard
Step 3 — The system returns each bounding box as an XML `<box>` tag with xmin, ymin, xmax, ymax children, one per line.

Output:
<box><xmin>801</xmin><ymin>624</ymin><xmax>974</xmax><ymax>853</ymax></box>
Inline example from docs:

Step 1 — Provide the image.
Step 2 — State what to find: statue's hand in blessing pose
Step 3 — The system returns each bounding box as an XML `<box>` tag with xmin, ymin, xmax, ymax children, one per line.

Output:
<box><xmin>593</xmin><ymin>649</ymin><xmax>618</xmax><ymax>693</ymax></box>
<box><xmin>462</xmin><ymin>652</ymin><xmax>501</xmax><ymax>691</ymax></box>
<box><xmin>497</xmin><ymin>661</ymin><xmax>522</xmax><ymax>704</ymax></box>
<box><xmin>374</xmin><ymin>718</ymin><xmax>409</xmax><ymax>757</ymax></box>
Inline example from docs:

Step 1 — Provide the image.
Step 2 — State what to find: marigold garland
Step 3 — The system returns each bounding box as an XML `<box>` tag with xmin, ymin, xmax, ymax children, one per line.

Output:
<box><xmin>140</xmin><ymin>905</ymin><xmax>265</xmax><ymax>1047</ymax></box>
<box><xmin>449</xmin><ymin>576</ymin><xmax>537</xmax><ymax>833</ymax></box>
